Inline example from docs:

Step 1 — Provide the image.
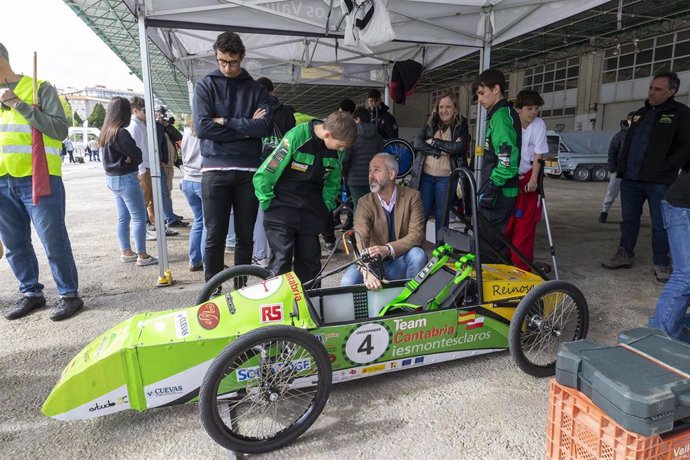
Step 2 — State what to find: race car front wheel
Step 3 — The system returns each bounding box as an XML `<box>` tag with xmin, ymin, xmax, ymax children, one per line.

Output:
<box><xmin>196</xmin><ymin>265</ymin><xmax>272</xmax><ymax>304</ymax></box>
<box><xmin>199</xmin><ymin>326</ymin><xmax>332</xmax><ymax>454</ymax></box>
<box><xmin>508</xmin><ymin>280</ymin><xmax>589</xmax><ymax>378</ymax></box>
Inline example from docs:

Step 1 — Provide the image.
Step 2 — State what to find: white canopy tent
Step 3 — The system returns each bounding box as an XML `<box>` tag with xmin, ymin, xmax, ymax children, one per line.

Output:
<box><xmin>112</xmin><ymin>0</ymin><xmax>610</xmax><ymax>283</ymax></box>
<box><xmin>137</xmin><ymin>0</ymin><xmax>609</xmax><ymax>88</ymax></box>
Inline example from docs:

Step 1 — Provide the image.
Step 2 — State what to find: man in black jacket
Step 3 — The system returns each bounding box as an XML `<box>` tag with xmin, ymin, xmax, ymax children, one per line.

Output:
<box><xmin>342</xmin><ymin>107</ymin><xmax>384</xmax><ymax>211</ymax></box>
<box><xmin>599</xmin><ymin>112</ymin><xmax>633</xmax><ymax>223</ymax></box>
<box><xmin>367</xmin><ymin>89</ymin><xmax>398</xmax><ymax>139</ymax></box>
<box><xmin>602</xmin><ymin>72</ymin><xmax>690</xmax><ymax>282</ymax></box>
<box><xmin>193</xmin><ymin>32</ymin><xmax>272</xmax><ymax>281</ymax></box>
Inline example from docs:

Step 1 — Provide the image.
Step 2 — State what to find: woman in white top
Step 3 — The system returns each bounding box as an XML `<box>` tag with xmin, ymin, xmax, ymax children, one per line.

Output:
<box><xmin>505</xmin><ymin>90</ymin><xmax>549</xmax><ymax>270</ymax></box>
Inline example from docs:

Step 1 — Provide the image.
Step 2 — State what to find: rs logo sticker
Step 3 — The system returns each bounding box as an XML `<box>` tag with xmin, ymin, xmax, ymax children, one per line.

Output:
<box><xmin>260</xmin><ymin>303</ymin><xmax>284</xmax><ymax>323</ymax></box>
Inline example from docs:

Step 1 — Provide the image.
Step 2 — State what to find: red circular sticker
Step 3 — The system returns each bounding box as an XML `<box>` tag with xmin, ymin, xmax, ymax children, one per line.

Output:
<box><xmin>197</xmin><ymin>303</ymin><xmax>220</xmax><ymax>330</ymax></box>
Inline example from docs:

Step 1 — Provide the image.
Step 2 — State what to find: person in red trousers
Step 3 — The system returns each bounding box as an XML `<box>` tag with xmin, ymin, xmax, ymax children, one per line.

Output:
<box><xmin>505</xmin><ymin>90</ymin><xmax>548</xmax><ymax>271</ymax></box>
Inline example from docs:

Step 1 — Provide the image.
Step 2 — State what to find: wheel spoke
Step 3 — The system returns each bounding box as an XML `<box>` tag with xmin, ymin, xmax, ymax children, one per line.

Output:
<box><xmin>211</xmin><ymin>337</ymin><xmax>322</xmax><ymax>442</ymax></box>
<box><xmin>519</xmin><ymin>290</ymin><xmax>583</xmax><ymax>368</ymax></box>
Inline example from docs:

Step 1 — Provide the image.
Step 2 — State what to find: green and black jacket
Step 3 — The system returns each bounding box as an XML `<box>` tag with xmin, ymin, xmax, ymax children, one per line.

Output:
<box><xmin>482</xmin><ymin>99</ymin><xmax>521</xmax><ymax>197</ymax></box>
<box><xmin>253</xmin><ymin>120</ymin><xmax>342</xmax><ymax>230</ymax></box>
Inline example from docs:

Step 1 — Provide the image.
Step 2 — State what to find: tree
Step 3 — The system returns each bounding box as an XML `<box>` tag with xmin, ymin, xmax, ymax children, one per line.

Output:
<box><xmin>73</xmin><ymin>111</ymin><xmax>83</xmax><ymax>126</ymax></box>
<box><xmin>59</xmin><ymin>96</ymin><xmax>74</xmax><ymax>126</ymax></box>
<box><xmin>88</xmin><ymin>103</ymin><xmax>106</xmax><ymax>129</ymax></box>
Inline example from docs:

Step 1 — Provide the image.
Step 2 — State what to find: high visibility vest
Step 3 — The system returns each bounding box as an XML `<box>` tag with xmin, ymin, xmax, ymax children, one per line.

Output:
<box><xmin>0</xmin><ymin>76</ymin><xmax>63</xmax><ymax>177</ymax></box>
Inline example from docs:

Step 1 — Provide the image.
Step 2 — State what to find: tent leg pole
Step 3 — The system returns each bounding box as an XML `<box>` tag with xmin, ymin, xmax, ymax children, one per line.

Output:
<box><xmin>474</xmin><ymin>11</ymin><xmax>492</xmax><ymax>186</ymax></box>
<box><xmin>137</xmin><ymin>0</ymin><xmax>172</xmax><ymax>286</ymax></box>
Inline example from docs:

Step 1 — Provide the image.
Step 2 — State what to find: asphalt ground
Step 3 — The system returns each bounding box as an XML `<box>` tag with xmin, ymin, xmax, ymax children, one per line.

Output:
<box><xmin>0</xmin><ymin>163</ymin><xmax>665</xmax><ymax>459</ymax></box>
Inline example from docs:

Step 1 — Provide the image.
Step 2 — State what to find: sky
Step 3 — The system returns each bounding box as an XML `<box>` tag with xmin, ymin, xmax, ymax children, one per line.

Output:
<box><xmin>3</xmin><ymin>0</ymin><xmax>144</xmax><ymax>92</ymax></box>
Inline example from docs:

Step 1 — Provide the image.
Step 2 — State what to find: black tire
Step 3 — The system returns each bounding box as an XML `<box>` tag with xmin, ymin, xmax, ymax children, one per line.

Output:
<box><xmin>591</xmin><ymin>166</ymin><xmax>608</xmax><ymax>182</ymax></box>
<box><xmin>199</xmin><ymin>326</ymin><xmax>332</xmax><ymax>454</ymax></box>
<box><xmin>196</xmin><ymin>265</ymin><xmax>272</xmax><ymax>304</ymax></box>
<box><xmin>573</xmin><ymin>166</ymin><xmax>591</xmax><ymax>182</ymax></box>
<box><xmin>383</xmin><ymin>139</ymin><xmax>416</xmax><ymax>178</ymax></box>
<box><xmin>563</xmin><ymin>171</ymin><xmax>574</xmax><ymax>179</ymax></box>
<box><xmin>508</xmin><ymin>280</ymin><xmax>589</xmax><ymax>378</ymax></box>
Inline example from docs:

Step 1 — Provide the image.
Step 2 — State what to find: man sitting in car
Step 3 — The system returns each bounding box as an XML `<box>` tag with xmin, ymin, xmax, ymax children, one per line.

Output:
<box><xmin>341</xmin><ymin>153</ymin><xmax>427</xmax><ymax>290</ymax></box>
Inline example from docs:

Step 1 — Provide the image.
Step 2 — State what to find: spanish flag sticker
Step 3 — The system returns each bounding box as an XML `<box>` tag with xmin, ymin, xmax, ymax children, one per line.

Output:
<box><xmin>458</xmin><ymin>311</ymin><xmax>476</xmax><ymax>324</ymax></box>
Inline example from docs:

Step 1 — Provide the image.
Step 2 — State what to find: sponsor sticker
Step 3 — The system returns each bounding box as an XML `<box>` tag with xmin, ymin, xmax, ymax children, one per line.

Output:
<box><xmin>290</xmin><ymin>161</ymin><xmax>308</xmax><ymax>172</ymax></box>
<box><xmin>362</xmin><ymin>364</ymin><xmax>386</xmax><ymax>374</ymax></box>
<box><xmin>236</xmin><ymin>358</ymin><xmax>311</xmax><ymax>382</ymax></box>
<box><xmin>239</xmin><ymin>277</ymin><xmax>282</xmax><ymax>300</ymax></box>
<box><xmin>174</xmin><ymin>312</ymin><xmax>190</xmax><ymax>338</ymax></box>
<box><xmin>89</xmin><ymin>395</ymin><xmax>128</xmax><ymax>413</ymax></box>
<box><xmin>260</xmin><ymin>303</ymin><xmax>284</xmax><ymax>323</ymax></box>
<box><xmin>146</xmin><ymin>386</ymin><xmax>184</xmax><ymax>398</ymax></box>
<box><xmin>197</xmin><ymin>303</ymin><xmax>220</xmax><ymax>330</ymax></box>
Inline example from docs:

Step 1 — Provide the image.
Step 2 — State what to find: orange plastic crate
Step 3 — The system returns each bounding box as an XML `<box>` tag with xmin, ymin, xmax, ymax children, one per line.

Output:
<box><xmin>546</xmin><ymin>380</ymin><xmax>690</xmax><ymax>460</ymax></box>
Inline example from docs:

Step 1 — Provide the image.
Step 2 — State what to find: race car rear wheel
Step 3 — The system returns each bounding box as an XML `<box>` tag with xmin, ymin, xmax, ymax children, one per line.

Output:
<box><xmin>199</xmin><ymin>326</ymin><xmax>332</xmax><ymax>454</ymax></box>
<box><xmin>196</xmin><ymin>265</ymin><xmax>272</xmax><ymax>304</ymax></box>
<box><xmin>508</xmin><ymin>280</ymin><xmax>589</xmax><ymax>378</ymax></box>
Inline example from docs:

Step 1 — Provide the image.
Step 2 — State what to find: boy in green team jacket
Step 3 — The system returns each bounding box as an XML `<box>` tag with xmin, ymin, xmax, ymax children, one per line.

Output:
<box><xmin>474</xmin><ymin>69</ymin><xmax>522</xmax><ymax>263</ymax></box>
<box><xmin>254</xmin><ymin>112</ymin><xmax>357</xmax><ymax>283</ymax></box>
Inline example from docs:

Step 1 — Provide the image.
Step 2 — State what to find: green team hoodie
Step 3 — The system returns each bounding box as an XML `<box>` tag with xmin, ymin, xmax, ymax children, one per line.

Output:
<box><xmin>482</xmin><ymin>99</ymin><xmax>521</xmax><ymax>197</ymax></box>
<box><xmin>253</xmin><ymin>121</ymin><xmax>342</xmax><ymax>213</ymax></box>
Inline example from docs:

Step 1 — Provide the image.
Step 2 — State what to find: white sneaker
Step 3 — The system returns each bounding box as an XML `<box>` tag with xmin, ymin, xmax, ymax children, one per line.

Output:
<box><xmin>137</xmin><ymin>256</ymin><xmax>158</xmax><ymax>267</ymax></box>
<box><xmin>146</xmin><ymin>231</ymin><xmax>156</xmax><ymax>241</ymax></box>
<box><xmin>253</xmin><ymin>257</ymin><xmax>270</xmax><ymax>268</ymax></box>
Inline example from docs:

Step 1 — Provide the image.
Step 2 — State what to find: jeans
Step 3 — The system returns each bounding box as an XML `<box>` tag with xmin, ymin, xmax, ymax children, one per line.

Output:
<box><xmin>253</xmin><ymin>208</ymin><xmax>269</xmax><ymax>260</ymax></box>
<box><xmin>619</xmin><ymin>179</ymin><xmax>670</xmax><ymax>265</ymax></box>
<box><xmin>349</xmin><ymin>185</ymin><xmax>370</xmax><ymax>214</ymax></box>
<box><xmin>0</xmin><ymin>175</ymin><xmax>79</xmax><ymax>297</ymax></box>
<box><xmin>202</xmin><ymin>170</ymin><xmax>258</xmax><ymax>281</ymax></box>
<box><xmin>181</xmin><ymin>180</ymin><xmax>206</xmax><ymax>267</ymax></box>
<box><xmin>602</xmin><ymin>172</ymin><xmax>621</xmax><ymax>212</ymax></box>
<box><xmin>651</xmin><ymin>201</ymin><xmax>690</xmax><ymax>339</ymax></box>
<box><xmin>226</xmin><ymin>211</ymin><xmax>236</xmax><ymax>247</ymax></box>
<box><xmin>341</xmin><ymin>247</ymin><xmax>428</xmax><ymax>286</ymax></box>
<box><xmin>159</xmin><ymin>167</ymin><xmax>175</xmax><ymax>224</ymax></box>
<box><xmin>106</xmin><ymin>172</ymin><xmax>147</xmax><ymax>254</ymax></box>
<box><xmin>420</xmin><ymin>174</ymin><xmax>451</xmax><ymax>237</ymax></box>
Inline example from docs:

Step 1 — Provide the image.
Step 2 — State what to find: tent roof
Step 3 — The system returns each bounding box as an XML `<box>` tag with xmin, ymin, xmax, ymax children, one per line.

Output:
<box><xmin>65</xmin><ymin>0</ymin><xmax>689</xmax><ymax>116</ymax></box>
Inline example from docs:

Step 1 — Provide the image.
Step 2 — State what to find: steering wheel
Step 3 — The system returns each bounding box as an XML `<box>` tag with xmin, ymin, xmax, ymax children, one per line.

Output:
<box><xmin>345</xmin><ymin>231</ymin><xmax>386</xmax><ymax>281</ymax></box>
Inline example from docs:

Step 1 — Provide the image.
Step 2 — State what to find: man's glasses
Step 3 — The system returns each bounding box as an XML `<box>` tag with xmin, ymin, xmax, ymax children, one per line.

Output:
<box><xmin>217</xmin><ymin>58</ymin><xmax>241</xmax><ymax>68</ymax></box>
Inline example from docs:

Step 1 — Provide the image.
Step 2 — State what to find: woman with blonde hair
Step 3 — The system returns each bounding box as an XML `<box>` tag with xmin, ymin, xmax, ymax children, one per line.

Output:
<box><xmin>412</xmin><ymin>92</ymin><xmax>470</xmax><ymax>235</ymax></box>
<box><xmin>100</xmin><ymin>97</ymin><xmax>157</xmax><ymax>266</ymax></box>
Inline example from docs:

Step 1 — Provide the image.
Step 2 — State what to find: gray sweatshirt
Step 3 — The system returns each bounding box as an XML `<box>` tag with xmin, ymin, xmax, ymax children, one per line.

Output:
<box><xmin>181</xmin><ymin>128</ymin><xmax>202</xmax><ymax>182</ymax></box>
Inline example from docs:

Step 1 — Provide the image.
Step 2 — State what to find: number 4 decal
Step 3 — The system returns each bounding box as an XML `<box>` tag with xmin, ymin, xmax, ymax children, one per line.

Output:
<box><xmin>358</xmin><ymin>334</ymin><xmax>374</xmax><ymax>355</ymax></box>
<box><xmin>344</xmin><ymin>323</ymin><xmax>390</xmax><ymax>364</ymax></box>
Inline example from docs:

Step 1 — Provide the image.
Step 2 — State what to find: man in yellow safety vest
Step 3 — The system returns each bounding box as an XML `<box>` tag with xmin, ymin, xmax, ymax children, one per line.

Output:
<box><xmin>0</xmin><ymin>42</ymin><xmax>83</xmax><ymax>321</ymax></box>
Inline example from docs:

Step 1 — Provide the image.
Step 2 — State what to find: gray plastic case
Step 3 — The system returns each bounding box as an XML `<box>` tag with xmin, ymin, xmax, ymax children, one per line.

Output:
<box><xmin>556</xmin><ymin>327</ymin><xmax>690</xmax><ymax>437</ymax></box>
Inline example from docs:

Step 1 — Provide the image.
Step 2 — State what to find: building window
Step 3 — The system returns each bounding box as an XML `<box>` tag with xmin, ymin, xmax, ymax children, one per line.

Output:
<box><xmin>602</xmin><ymin>28</ymin><xmax>690</xmax><ymax>82</ymax></box>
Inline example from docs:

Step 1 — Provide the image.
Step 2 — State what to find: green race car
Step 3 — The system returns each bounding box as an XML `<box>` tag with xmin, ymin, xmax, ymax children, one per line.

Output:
<box><xmin>42</xmin><ymin>169</ymin><xmax>589</xmax><ymax>454</ymax></box>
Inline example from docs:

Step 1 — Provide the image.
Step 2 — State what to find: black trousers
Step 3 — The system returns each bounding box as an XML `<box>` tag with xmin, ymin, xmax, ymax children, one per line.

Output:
<box><xmin>478</xmin><ymin>193</ymin><xmax>516</xmax><ymax>264</ymax></box>
<box><xmin>202</xmin><ymin>170</ymin><xmax>258</xmax><ymax>281</ymax></box>
<box><xmin>264</xmin><ymin>218</ymin><xmax>321</xmax><ymax>284</ymax></box>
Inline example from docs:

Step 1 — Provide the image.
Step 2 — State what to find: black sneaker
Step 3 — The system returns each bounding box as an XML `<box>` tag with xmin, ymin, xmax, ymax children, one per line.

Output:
<box><xmin>50</xmin><ymin>297</ymin><xmax>84</xmax><ymax>321</ymax></box>
<box><xmin>167</xmin><ymin>219</ymin><xmax>189</xmax><ymax>228</ymax></box>
<box><xmin>5</xmin><ymin>296</ymin><xmax>46</xmax><ymax>320</ymax></box>
<box><xmin>598</xmin><ymin>211</ymin><xmax>608</xmax><ymax>223</ymax></box>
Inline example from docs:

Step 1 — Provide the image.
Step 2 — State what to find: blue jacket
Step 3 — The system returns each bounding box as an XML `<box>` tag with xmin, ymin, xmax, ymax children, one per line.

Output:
<box><xmin>193</xmin><ymin>68</ymin><xmax>272</xmax><ymax>169</ymax></box>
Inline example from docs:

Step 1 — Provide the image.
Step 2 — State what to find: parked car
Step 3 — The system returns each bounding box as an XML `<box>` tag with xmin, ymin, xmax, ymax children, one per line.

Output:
<box><xmin>543</xmin><ymin>130</ymin><xmax>616</xmax><ymax>182</ymax></box>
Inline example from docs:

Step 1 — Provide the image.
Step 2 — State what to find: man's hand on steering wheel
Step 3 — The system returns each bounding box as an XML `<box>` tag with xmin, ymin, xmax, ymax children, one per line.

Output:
<box><xmin>366</xmin><ymin>245</ymin><xmax>392</xmax><ymax>259</ymax></box>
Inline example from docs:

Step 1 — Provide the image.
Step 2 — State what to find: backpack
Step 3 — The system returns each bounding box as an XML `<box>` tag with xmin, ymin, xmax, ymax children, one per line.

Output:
<box><xmin>261</xmin><ymin>104</ymin><xmax>296</xmax><ymax>161</ymax></box>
